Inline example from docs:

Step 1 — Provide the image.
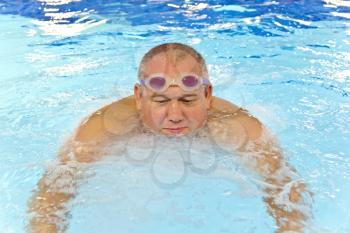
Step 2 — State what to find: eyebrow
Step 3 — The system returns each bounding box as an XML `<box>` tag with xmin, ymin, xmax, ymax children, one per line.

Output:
<box><xmin>179</xmin><ymin>94</ymin><xmax>198</xmax><ymax>98</ymax></box>
<box><xmin>151</xmin><ymin>94</ymin><xmax>198</xmax><ymax>98</ymax></box>
<box><xmin>151</xmin><ymin>94</ymin><xmax>169</xmax><ymax>99</ymax></box>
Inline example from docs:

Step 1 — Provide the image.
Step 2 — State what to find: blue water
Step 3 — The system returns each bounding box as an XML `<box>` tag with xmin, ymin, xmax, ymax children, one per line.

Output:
<box><xmin>1</xmin><ymin>0</ymin><xmax>350</xmax><ymax>233</ymax></box>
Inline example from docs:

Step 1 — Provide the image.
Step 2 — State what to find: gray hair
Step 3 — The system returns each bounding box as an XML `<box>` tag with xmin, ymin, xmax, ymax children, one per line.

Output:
<box><xmin>138</xmin><ymin>43</ymin><xmax>208</xmax><ymax>80</ymax></box>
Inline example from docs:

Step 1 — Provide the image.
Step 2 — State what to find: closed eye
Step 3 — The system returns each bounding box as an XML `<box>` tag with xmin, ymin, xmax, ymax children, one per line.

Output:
<box><xmin>156</xmin><ymin>99</ymin><xmax>170</xmax><ymax>103</ymax></box>
<box><xmin>179</xmin><ymin>98</ymin><xmax>197</xmax><ymax>103</ymax></box>
<box><xmin>152</xmin><ymin>97</ymin><xmax>170</xmax><ymax>103</ymax></box>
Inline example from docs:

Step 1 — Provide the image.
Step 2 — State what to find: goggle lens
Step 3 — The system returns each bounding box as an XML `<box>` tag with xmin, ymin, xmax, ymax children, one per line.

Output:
<box><xmin>149</xmin><ymin>76</ymin><xmax>166</xmax><ymax>90</ymax></box>
<box><xmin>182</xmin><ymin>75</ymin><xmax>199</xmax><ymax>87</ymax></box>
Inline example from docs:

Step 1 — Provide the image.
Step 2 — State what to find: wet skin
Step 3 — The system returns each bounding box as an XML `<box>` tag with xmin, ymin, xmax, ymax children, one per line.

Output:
<box><xmin>134</xmin><ymin>51</ymin><xmax>213</xmax><ymax>137</ymax></box>
<box><xmin>28</xmin><ymin>51</ymin><xmax>310</xmax><ymax>233</ymax></box>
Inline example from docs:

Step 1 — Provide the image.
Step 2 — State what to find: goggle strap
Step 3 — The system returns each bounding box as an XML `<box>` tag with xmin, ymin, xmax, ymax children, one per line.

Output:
<box><xmin>202</xmin><ymin>79</ymin><xmax>211</xmax><ymax>86</ymax></box>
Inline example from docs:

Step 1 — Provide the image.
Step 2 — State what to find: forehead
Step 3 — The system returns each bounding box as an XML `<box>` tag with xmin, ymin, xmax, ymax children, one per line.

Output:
<box><xmin>141</xmin><ymin>50</ymin><xmax>203</xmax><ymax>76</ymax></box>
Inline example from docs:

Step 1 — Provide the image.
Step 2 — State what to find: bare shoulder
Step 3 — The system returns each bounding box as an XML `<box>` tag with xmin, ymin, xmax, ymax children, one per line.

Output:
<box><xmin>210</xmin><ymin>97</ymin><xmax>285</xmax><ymax>177</ymax></box>
<box><xmin>59</xmin><ymin>96</ymin><xmax>139</xmax><ymax>162</ymax></box>
<box><xmin>74</xmin><ymin>95</ymin><xmax>139</xmax><ymax>143</ymax></box>
<box><xmin>211</xmin><ymin>96</ymin><xmax>240</xmax><ymax>113</ymax></box>
<box><xmin>209</xmin><ymin>96</ymin><xmax>263</xmax><ymax>142</ymax></box>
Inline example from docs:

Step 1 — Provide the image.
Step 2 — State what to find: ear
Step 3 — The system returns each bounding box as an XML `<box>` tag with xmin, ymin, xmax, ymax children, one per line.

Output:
<box><xmin>134</xmin><ymin>84</ymin><xmax>142</xmax><ymax>110</ymax></box>
<box><xmin>204</xmin><ymin>85</ymin><xmax>212</xmax><ymax>110</ymax></box>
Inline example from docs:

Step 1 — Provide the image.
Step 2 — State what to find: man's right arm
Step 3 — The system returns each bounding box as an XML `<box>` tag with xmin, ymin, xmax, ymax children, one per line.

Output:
<box><xmin>27</xmin><ymin>110</ymin><xmax>110</xmax><ymax>233</ymax></box>
<box><xmin>27</xmin><ymin>96</ymin><xmax>140</xmax><ymax>232</ymax></box>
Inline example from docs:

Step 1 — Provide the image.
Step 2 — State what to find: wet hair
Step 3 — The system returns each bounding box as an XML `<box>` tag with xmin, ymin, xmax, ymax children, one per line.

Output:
<box><xmin>138</xmin><ymin>43</ymin><xmax>208</xmax><ymax>79</ymax></box>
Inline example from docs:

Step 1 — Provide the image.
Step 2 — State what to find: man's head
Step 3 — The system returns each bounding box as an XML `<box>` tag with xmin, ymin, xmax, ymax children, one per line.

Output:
<box><xmin>134</xmin><ymin>43</ymin><xmax>212</xmax><ymax>137</ymax></box>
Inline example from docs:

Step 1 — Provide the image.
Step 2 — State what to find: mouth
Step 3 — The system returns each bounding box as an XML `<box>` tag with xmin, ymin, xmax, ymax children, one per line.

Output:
<box><xmin>163</xmin><ymin>127</ymin><xmax>188</xmax><ymax>136</ymax></box>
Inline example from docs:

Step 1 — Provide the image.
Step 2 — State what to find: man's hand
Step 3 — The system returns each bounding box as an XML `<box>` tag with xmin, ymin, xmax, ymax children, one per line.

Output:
<box><xmin>27</xmin><ymin>155</ymin><xmax>80</xmax><ymax>233</ymax></box>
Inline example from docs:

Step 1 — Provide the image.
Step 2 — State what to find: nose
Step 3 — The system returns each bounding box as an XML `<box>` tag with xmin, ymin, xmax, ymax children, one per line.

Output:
<box><xmin>167</xmin><ymin>100</ymin><xmax>184</xmax><ymax>124</ymax></box>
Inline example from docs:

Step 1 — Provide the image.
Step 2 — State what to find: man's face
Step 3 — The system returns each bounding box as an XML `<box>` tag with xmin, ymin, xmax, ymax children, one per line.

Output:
<box><xmin>134</xmin><ymin>51</ymin><xmax>212</xmax><ymax>137</ymax></box>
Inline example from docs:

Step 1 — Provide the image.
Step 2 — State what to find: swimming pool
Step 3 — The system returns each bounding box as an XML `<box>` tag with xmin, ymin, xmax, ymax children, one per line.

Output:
<box><xmin>0</xmin><ymin>0</ymin><xmax>349</xmax><ymax>232</ymax></box>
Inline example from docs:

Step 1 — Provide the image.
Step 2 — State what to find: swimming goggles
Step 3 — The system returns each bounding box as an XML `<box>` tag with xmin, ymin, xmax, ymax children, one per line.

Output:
<box><xmin>139</xmin><ymin>73</ymin><xmax>211</xmax><ymax>93</ymax></box>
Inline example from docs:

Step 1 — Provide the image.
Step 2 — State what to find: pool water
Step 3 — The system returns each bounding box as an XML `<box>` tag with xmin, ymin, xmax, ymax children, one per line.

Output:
<box><xmin>0</xmin><ymin>0</ymin><xmax>350</xmax><ymax>233</ymax></box>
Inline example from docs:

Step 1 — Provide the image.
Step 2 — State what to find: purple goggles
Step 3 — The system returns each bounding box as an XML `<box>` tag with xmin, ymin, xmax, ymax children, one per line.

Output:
<box><xmin>140</xmin><ymin>73</ymin><xmax>211</xmax><ymax>93</ymax></box>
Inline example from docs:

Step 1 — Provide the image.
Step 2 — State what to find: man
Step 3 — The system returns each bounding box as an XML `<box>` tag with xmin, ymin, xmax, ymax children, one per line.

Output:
<box><xmin>28</xmin><ymin>43</ymin><xmax>311</xmax><ymax>233</ymax></box>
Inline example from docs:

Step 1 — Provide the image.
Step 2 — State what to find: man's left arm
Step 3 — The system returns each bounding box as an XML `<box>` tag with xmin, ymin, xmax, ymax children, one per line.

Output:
<box><xmin>208</xmin><ymin>103</ymin><xmax>312</xmax><ymax>233</ymax></box>
<box><xmin>235</xmin><ymin>111</ymin><xmax>312</xmax><ymax>233</ymax></box>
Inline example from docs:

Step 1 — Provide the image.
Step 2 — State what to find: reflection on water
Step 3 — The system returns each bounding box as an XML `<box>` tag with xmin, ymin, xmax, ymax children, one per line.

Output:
<box><xmin>37</xmin><ymin>0</ymin><xmax>82</xmax><ymax>5</ymax></box>
<box><xmin>323</xmin><ymin>0</ymin><xmax>350</xmax><ymax>8</ymax></box>
<box><xmin>31</xmin><ymin>0</ymin><xmax>107</xmax><ymax>36</ymax></box>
